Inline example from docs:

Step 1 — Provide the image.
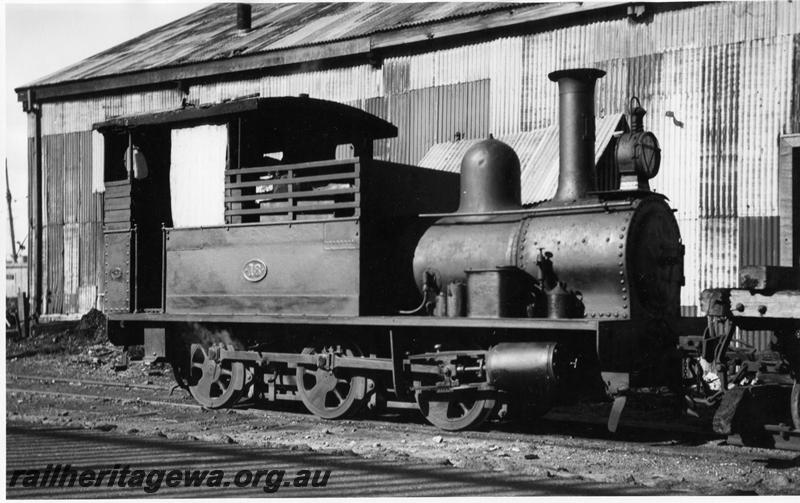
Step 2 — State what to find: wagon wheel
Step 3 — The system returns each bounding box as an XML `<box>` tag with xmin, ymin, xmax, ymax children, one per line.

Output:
<box><xmin>296</xmin><ymin>343</ymin><xmax>367</xmax><ymax>419</ymax></box>
<box><xmin>791</xmin><ymin>380</ymin><xmax>800</xmax><ymax>431</ymax></box>
<box><xmin>416</xmin><ymin>387</ymin><xmax>496</xmax><ymax>431</ymax></box>
<box><xmin>188</xmin><ymin>343</ymin><xmax>245</xmax><ymax>409</ymax></box>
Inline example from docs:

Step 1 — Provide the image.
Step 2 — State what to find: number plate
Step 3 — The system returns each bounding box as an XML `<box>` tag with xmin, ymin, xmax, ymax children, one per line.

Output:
<box><xmin>242</xmin><ymin>259</ymin><xmax>268</xmax><ymax>282</ymax></box>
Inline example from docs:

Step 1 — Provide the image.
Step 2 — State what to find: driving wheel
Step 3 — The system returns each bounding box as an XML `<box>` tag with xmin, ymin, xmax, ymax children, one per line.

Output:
<box><xmin>296</xmin><ymin>343</ymin><xmax>367</xmax><ymax>419</ymax></box>
<box><xmin>416</xmin><ymin>387</ymin><xmax>496</xmax><ymax>431</ymax></box>
<box><xmin>188</xmin><ymin>343</ymin><xmax>245</xmax><ymax>408</ymax></box>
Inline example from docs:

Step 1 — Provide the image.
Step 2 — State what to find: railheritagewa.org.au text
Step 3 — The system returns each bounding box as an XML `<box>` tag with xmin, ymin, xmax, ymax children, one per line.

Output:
<box><xmin>8</xmin><ymin>464</ymin><xmax>331</xmax><ymax>493</ymax></box>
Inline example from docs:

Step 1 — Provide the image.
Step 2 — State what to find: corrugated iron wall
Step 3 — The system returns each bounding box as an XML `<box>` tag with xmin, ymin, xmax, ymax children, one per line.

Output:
<box><xmin>383</xmin><ymin>80</ymin><xmax>490</xmax><ymax>165</ymax></box>
<box><xmin>29</xmin><ymin>1</ymin><xmax>800</xmax><ymax>330</ymax></box>
<box><xmin>39</xmin><ymin>130</ymin><xmax>110</xmax><ymax>314</ymax></box>
<box><xmin>32</xmin><ymin>89</ymin><xmax>183</xmax><ymax>315</ymax></box>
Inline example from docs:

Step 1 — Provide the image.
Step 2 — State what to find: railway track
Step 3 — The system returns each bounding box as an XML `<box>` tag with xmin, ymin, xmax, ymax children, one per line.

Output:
<box><xmin>11</xmin><ymin>371</ymin><xmax>800</xmax><ymax>454</ymax></box>
<box><xmin>9</xmin><ymin>370</ymin><xmax>800</xmax><ymax>497</ymax></box>
<box><xmin>6</xmin><ymin>373</ymin><xmax>715</xmax><ymax>442</ymax></box>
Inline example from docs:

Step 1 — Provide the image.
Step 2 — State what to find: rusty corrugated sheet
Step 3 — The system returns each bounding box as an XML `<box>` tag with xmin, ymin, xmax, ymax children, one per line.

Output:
<box><xmin>737</xmin><ymin>35</ymin><xmax>794</xmax><ymax>218</ymax></box>
<box><xmin>739</xmin><ymin>216</ymin><xmax>780</xmax><ymax>267</ymax></box>
<box><xmin>699</xmin><ymin>217</ymin><xmax>739</xmax><ymax>297</ymax></box>
<box><xmin>40</xmin><ymin>89</ymin><xmax>182</xmax><ymax>135</ymax></box>
<box><xmin>45</xmin><ymin>224</ymin><xmax>63</xmax><ymax>314</ymax></box>
<box><xmin>363</xmin><ymin>96</ymin><xmax>390</xmax><ymax>160</ymax></box>
<box><xmin>63</xmin><ymin>133</ymin><xmax>81</xmax><ymax>224</ymax></box>
<box><xmin>699</xmin><ymin>43</ymin><xmax>740</xmax><ymax>219</ymax></box>
<box><xmin>26</xmin><ymin>3</ymin><xmax>540</xmax><ymax>88</ymax></box>
<box><xmin>387</xmin><ymin>80</ymin><xmax>489</xmax><ymax>165</ymax></box>
<box><xmin>383</xmin><ymin>58</ymin><xmax>410</xmax><ymax>95</ymax></box>
<box><xmin>489</xmin><ymin>37</ymin><xmax>524</xmax><ymax>136</ymax></box>
<box><xmin>40</xmin><ymin>132</ymin><xmax>105</xmax><ymax>314</ymax></box>
<box><xmin>43</xmin><ymin>135</ymin><xmax>64</xmax><ymax>226</ymax></box>
<box><xmin>64</xmin><ymin>222</ymin><xmax>80</xmax><ymax>313</ymax></box>
<box><xmin>256</xmin><ymin>65</ymin><xmax>383</xmax><ymax>104</ymax></box>
<box><xmin>78</xmin><ymin>131</ymin><xmax>93</xmax><ymax>221</ymax></box>
<box><xmin>382</xmin><ymin>38</ymin><xmax>521</xmax><ymax>136</ymax></box>
<box><xmin>438</xmin><ymin>79</ymin><xmax>490</xmax><ymax>143</ymax></box>
<box><xmin>190</xmin><ymin>79</ymin><xmax>261</xmax><ymax>105</ymax></box>
<box><xmin>79</xmin><ymin>222</ymin><xmax>92</xmax><ymax>287</ymax></box>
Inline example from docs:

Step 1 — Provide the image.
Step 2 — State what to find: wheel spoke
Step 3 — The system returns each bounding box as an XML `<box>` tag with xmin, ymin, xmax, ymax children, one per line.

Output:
<box><xmin>195</xmin><ymin>376</ymin><xmax>213</xmax><ymax>401</ymax></box>
<box><xmin>188</xmin><ymin>344</ymin><xmax>244</xmax><ymax>409</ymax></box>
<box><xmin>306</xmin><ymin>382</ymin><xmax>330</xmax><ymax>407</ymax></box>
<box><xmin>295</xmin><ymin>343</ymin><xmax>366</xmax><ymax>419</ymax></box>
<box><xmin>459</xmin><ymin>402</ymin><xmax>470</xmax><ymax>415</ymax></box>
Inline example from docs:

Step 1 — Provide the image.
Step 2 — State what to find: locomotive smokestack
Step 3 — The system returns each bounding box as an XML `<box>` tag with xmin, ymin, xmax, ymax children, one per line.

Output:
<box><xmin>548</xmin><ymin>68</ymin><xmax>606</xmax><ymax>202</ymax></box>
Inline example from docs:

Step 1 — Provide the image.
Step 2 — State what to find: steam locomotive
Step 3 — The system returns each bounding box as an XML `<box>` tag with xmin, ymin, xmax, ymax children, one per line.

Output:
<box><xmin>99</xmin><ymin>68</ymin><xmax>698</xmax><ymax>431</ymax></box>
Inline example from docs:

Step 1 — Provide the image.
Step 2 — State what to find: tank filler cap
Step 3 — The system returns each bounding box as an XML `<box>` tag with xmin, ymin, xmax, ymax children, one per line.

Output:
<box><xmin>456</xmin><ymin>139</ymin><xmax>521</xmax><ymax>214</ymax></box>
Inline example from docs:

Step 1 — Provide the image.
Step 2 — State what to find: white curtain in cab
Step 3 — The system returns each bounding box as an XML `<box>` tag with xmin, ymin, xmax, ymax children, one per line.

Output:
<box><xmin>169</xmin><ymin>124</ymin><xmax>227</xmax><ymax>228</ymax></box>
<box><xmin>91</xmin><ymin>130</ymin><xmax>106</xmax><ymax>193</ymax></box>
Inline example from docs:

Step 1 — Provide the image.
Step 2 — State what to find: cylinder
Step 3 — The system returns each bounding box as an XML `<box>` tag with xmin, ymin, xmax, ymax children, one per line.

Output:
<box><xmin>548</xmin><ymin>68</ymin><xmax>606</xmax><ymax>202</ymax></box>
<box><xmin>456</xmin><ymin>139</ymin><xmax>521</xmax><ymax>213</ymax></box>
<box><xmin>485</xmin><ymin>342</ymin><xmax>576</xmax><ymax>396</ymax></box>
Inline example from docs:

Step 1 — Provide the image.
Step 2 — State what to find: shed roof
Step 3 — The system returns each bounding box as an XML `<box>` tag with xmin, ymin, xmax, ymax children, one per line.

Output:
<box><xmin>19</xmin><ymin>2</ymin><xmax>622</xmax><ymax>100</ymax></box>
<box><xmin>418</xmin><ymin>113</ymin><xmax>628</xmax><ymax>204</ymax></box>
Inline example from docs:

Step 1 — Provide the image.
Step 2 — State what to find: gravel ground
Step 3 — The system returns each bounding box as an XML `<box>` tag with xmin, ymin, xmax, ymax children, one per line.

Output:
<box><xmin>6</xmin><ymin>327</ymin><xmax>800</xmax><ymax>495</ymax></box>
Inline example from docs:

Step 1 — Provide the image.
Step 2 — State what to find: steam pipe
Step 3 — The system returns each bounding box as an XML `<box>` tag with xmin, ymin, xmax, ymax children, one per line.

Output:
<box><xmin>548</xmin><ymin>68</ymin><xmax>606</xmax><ymax>202</ymax></box>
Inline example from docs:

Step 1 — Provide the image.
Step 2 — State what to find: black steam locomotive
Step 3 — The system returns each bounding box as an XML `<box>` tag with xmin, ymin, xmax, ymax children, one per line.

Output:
<box><xmin>99</xmin><ymin>68</ymin><xmax>696</xmax><ymax>431</ymax></box>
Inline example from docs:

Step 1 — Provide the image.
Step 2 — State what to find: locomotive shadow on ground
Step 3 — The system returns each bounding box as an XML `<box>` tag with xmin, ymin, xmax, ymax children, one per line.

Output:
<box><xmin>752</xmin><ymin>455</ymin><xmax>800</xmax><ymax>470</ymax></box>
<box><xmin>235</xmin><ymin>397</ymin><xmax>716</xmax><ymax>447</ymax></box>
<box><xmin>495</xmin><ymin>417</ymin><xmax>716</xmax><ymax>447</ymax></box>
<box><xmin>6</xmin><ymin>424</ymin><xmax>670</xmax><ymax>497</ymax></box>
<box><xmin>236</xmin><ymin>396</ymin><xmax>712</xmax><ymax>446</ymax></box>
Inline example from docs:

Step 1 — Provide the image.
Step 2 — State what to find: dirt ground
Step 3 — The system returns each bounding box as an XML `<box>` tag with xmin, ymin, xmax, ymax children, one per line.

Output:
<box><xmin>6</xmin><ymin>321</ymin><xmax>800</xmax><ymax>495</ymax></box>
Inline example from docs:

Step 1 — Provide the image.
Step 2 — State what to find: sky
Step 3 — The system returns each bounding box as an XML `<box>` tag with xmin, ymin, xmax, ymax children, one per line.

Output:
<box><xmin>2</xmin><ymin>1</ymin><xmax>210</xmax><ymax>262</ymax></box>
